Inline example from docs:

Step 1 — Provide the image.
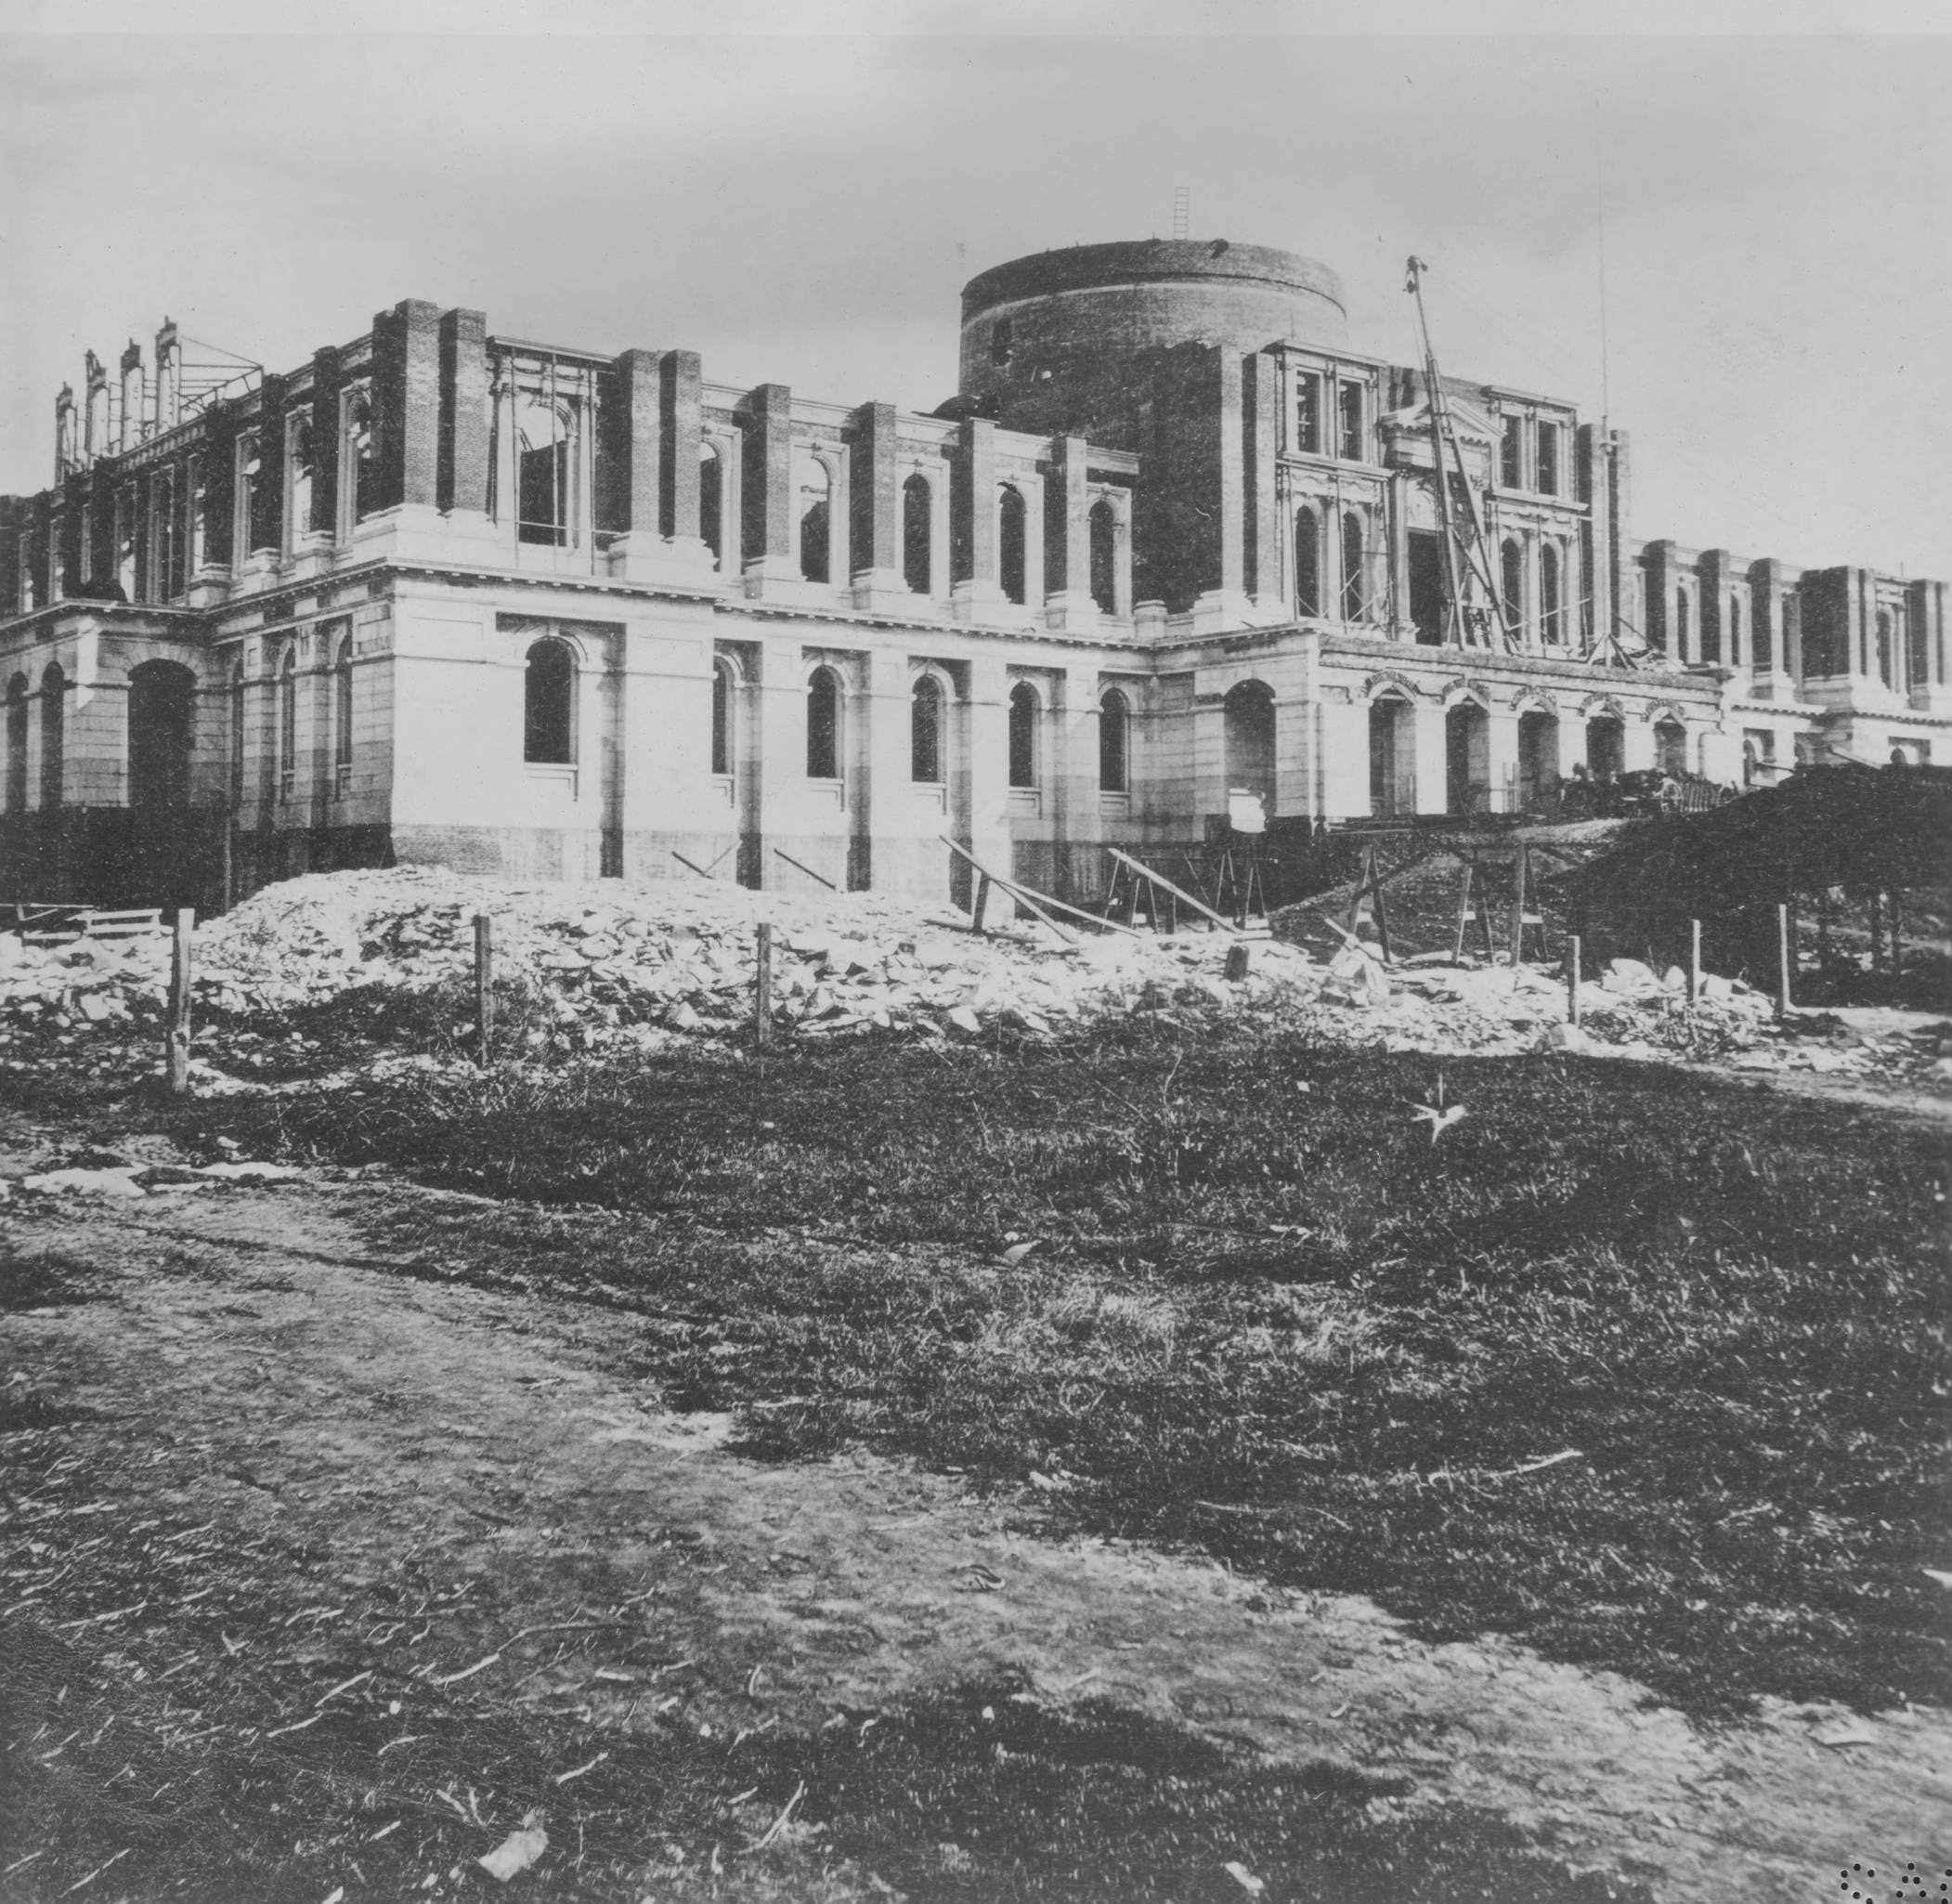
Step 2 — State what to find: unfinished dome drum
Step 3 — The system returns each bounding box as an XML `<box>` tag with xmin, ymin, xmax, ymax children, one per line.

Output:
<box><xmin>956</xmin><ymin>238</ymin><xmax>1348</xmax><ymax>444</ymax></box>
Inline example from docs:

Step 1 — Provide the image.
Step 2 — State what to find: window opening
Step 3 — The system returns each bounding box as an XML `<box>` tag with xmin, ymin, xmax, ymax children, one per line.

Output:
<box><xmin>1293</xmin><ymin>372</ymin><xmax>1321</xmax><ymax>455</ymax></box>
<box><xmin>1008</xmin><ymin>682</ymin><xmax>1038</xmax><ymax>789</ymax></box>
<box><xmin>1877</xmin><ymin>611</ymin><xmax>1895</xmax><ymax>688</ymax></box>
<box><xmin>1540</xmin><ymin>543</ymin><xmax>1562</xmax><ymax>646</ymax></box>
<box><xmin>333</xmin><ymin>632</ymin><xmax>354</xmax><ymax>778</ymax></box>
<box><xmin>911</xmin><ymin>675</ymin><xmax>943</xmax><ymax>784</ymax></box>
<box><xmin>40</xmin><ymin>663</ymin><xmax>64</xmax><ymax>808</ymax></box>
<box><xmin>345</xmin><ymin>389</ymin><xmax>376</xmax><ymax>526</ymax></box>
<box><xmin>806</xmin><ymin>667</ymin><xmax>841</xmax><ymax>779</ymax></box>
<box><xmin>1501</xmin><ymin>540</ymin><xmax>1524</xmax><ymax>640</ymax></box>
<box><xmin>902</xmin><ymin>474</ymin><xmax>931</xmax><ymax>594</ymax></box>
<box><xmin>1295</xmin><ymin>507</ymin><xmax>1321</xmax><ymax>619</ymax></box>
<box><xmin>1536</xmin><ymin>422</ymin><xmax>1558</xmax><ymax>496</ymax></box>
<box><xmin>800</xmin><ymin>499</ymin><xmax>830</xmax><ymax>584</ymax></box>
<box><xmin>1340</xmin><ymin>510</ymin><xmax>1364</xmax><ymax>621</ymax></box>
<box><xmin>1088</xmin><ymin>499</ymin><xmax>1117</xmax><ymax>614</ymax></box>
<box><xmin>1337</xmin><ymin>382</ymin><xmax>1364</xmax><ymax>461</ymax></box>
<box><xmin>990</xmin><ymin>318</ymin><xmax>1014</xmax><ymax>368</ymax></box>
<box><xmin>699</xmin><ymin>445</ymin><xmax>723</xmax><ymax>569</ymax></box>
<box><xmin>130</xmin><ymin>660</ymin><xmax>196</xmax><ymax>811</ymax></box>
<box><xmin>712</xmin><ymin>659</ymin><xmax>734</xmax><ymax>776</ymax></box>
<box><xmin>998</xmin><ymin>486</ymin><xmax>1026</xmax><ymax>606</ymax></box>
<box><xmin>1099</xmin><ymin>687</ymin><xmax>1129</xmax><ymax>794</ymax></box>
<box><xmin>288</xmin><ymin>414</ymin><xmax>315</xmax><ymax>542</ymax></box>
<box><xmin>1675</xmin><ymin>591</ymin><xmax>1690</xmax><ymax>659</ymax></box>
<box><xmin>236</xmin><ymin>436</ymin><xmax>259</xmax><ymax>561</ymax></box>
<box><xmin>524</xmin><ymin>638</ymin><xmax>576</xmax><ymax>764</ymax></box>
<box><xmin>1500</xmin><ymin>415</ymin><xmax>1523</xmax><ymax>489</ymax></box>
<box><xmin>4</xmin><ymin>676</ymin><xmax>25</xmax><ymax>812</ymax></box>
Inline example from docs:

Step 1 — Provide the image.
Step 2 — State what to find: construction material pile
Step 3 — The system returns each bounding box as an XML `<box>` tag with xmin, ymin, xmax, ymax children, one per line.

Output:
<box><xmin>1</xmin><ymin>868</ymin><xmax>1946</xmax><ymax>1095</ymax></box>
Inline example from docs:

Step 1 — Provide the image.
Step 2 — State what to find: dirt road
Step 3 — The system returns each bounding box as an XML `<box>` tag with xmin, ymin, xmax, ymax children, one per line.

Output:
<box><xmin>4</xmin><ymin>1172</ymin><xmax>1946</xmax><ymax>1901</ymax></box>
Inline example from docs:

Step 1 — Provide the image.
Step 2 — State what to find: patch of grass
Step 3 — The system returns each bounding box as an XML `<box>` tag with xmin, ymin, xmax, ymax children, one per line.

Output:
<box><xmin>156</xmin><ymin>1030</ymin><xmax>1952</xmax><ymax>1716</ymax></box>
<box><xmin>0</xmin><ymin>1245</ymin><xmax>108</xmax><ymax>1313</ymax></box>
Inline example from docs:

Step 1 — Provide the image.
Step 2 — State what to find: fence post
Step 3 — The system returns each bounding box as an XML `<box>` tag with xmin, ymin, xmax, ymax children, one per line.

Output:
<box><xmin>167</xmin><ymin>907</ymin><xmax>194</xmax><ymax>1097</ymax></box>
<box><xmin>1686</xmin><ymin>918</ymin><xmax>1701</xmax><ymax>1005</ymax></box>
<box><xmin>1566</xmin><ymin>934</ymin><xmax>1581</xmax><ymax>1026</ymax></box>
<box><xmin>755</xmin><ymin>921</ymin><xmax>774</xmax><ymax>1050</ymax></box>
<box><xmin>474</xmin><ymin>914</ymin><xmax>493</xmax><ymax>1067</ymax></box>
<box><xmin>1776</xmin><ymin>903</ymin><xmax>1793</xmax><ymax>1020</ymax></box>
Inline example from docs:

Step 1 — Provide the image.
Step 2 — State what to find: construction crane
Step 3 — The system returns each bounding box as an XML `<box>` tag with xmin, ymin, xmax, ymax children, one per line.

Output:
<box><xmin>1404</xmin><ymin>255</ymin><xmax>1514</xmax><ymax>654</ymax></box>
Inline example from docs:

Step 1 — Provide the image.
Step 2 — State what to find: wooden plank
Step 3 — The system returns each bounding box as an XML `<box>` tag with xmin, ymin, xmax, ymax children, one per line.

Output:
<box><xmin>1105</xmin><ymin>847</ymin><xmax>1245</xmax><ymax>939</ymax></box>
<box><xmin>167</xmin><ymin>909</ymin><xmax>194</xmax><ymax>1098</ymax></box>
<box><xmin>670</xmin><ymin>851</ymin><xmax>720</xmax><ymax>880</ymax></box>
<box><xmin>938</xmin><ymin>836</ymin><xmax>1079</xmax><ymax>945</ymax></box>
<box><xmin>772</xmin><ymin>846</ymin><xmax>839</xmax><ymax>891</ymax></box>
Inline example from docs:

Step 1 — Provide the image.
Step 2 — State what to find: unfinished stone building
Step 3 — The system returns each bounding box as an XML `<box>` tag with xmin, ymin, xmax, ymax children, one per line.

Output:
<box><xmin>2</xmin><ymin>239</ymin><xmax>1946</xmax><ymax>907</ymax></box>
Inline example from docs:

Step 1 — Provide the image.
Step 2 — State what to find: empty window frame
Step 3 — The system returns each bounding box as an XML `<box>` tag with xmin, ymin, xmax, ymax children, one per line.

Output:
<box><xmin>903</xmin><ymin>474</ymin><xmax>932</xmax><ymax>594</ymax></box>
<box><xmin>1099</xmin><ymin>686</ymin><xmax>1130</xmax><ymax>794</ymax></box>
<box><xmin>998</xmin><ymin>485</ymin><xmax>1028</xmax><ymax>606</ymax></box>
<box><xmin>524</xmin><ymin>638</ymin><xmax>577</xmax><ymax>764</ymax></box>
<box><xmin>1876</xmin><ymin>611</ymin><xmax>1896</xmax><ymax>688</ymax></box>
<box><xmin>1336</xmin><ymin>381</ymin><xmax>1365</xmax><ymax>461</ymax></box>
<box><xmin>343</xmin><ymin>387</ymin><xmax>377</xmax><ymax>529</ymax></box>
<box><xmin>235</xmin><ymin>434</ymin><xmax>260</xmax><ymax>564</ymax></box>
<box><xmin>279</xmin><ymin>646</ymin><xmax>298</xmax><ymax>802</ymax></box>
<box><xmin>332</xmin><ymin>630</ymin><xmax>354</xmax><ymax>783</ymax></box>
<box><xmin>1294</xmin><ymin>506</ymin><xmax>1321</xmax><ymax>618</ymax></box>
<box><xmin>1293</xmin><ymin>372</ymin><xmax>1322</xmax><ymax>455</ymax></box>
<box><xmin>152</xmin><ymin>465</ymin><xmax>184</xmax><ymax>600</ymax></box>
<box><xmin>1008</xmin><ymin>681</ymin><xmax>1039</xmax><ymax>789</ymax></box>
<box><xmin>1535</xmin><ymin>421</ymin><xmax>1559</xmax><ymax>497</ymax></box>
<box><xmin>40</xmin><ymin>663</ymin><xmax>64</xmax><ymax>808</ymax></box>
<box><xmin>1340</xmin><ymin>510</ymin><xmax>1365</xmax><ymax>621</ymax></box>
<box><xmin>189</xmin><ymin>457</ymin><xmax>208</xmax><ymax>574</ymax></box>
<box><xmin>1540</xmin><ymin>543</ymin><xmax>1563</xmax><ymax>646</ymax></box>
<box><xmin>1501</xmin><ymin>540</ymin><xmax>1524</xmax><ymax>640</ymax></box>
<box><xmin>711</xmin><ymin>659</ymin><xmax>735</xmax><ymax>777</ymax></box>
<box><xmin>1088</xmin><ymin>499</ymin><xmax>1117</xmax><ymax>614</ymax></box>
<box><xmin>799</xmin><ymin>458</ymin><xmax>832</xmax><ymax>584</ymax></box>
<box><xmin>287</xmin><ymin>413</ymin><xmax>316</xmax><ymax>546</ymax></box>
<box><xmin>806</xmin><ymin>666</ymin><xmax>842</xmax><ymax>780</ymax></box>
<box><xmin>1500</xmin><ymin>415</ymin><xmax>1523</xmax><ymax>489</ymax></box>
<box><xmin>989</xmin><ymin>318</ymin><xmax>1014</xmax><ymax>368</ymax></box>
<box><xmin>699</xmin><ymin>444</ymin><xmax>724</xmax><ymax>570</ymax></box>
<box><xmin>4</xmin><ymin>675</ymin><xmax>26</xmax><ymax>812</ymax></box>
<box><xmin>1908</xmin><ymin>606</ymin><xmax>1931</xmax><ymax>689</ymax></box>
<box><xmin>514</xmin><ymin>387</ymin><xmax>579</xmax><ymax>547</ymax></box>
<box><xmin>911</xmin><ymin>674</ymin><xmax>943</xmax><ymax>784</ymax></box>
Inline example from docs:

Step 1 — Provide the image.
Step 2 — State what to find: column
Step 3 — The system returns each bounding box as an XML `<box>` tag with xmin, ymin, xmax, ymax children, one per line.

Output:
<box><xmin>1242</xmin><ymin>350</ymin><xmax>1281</xmax><ymax>614</ymax></box>
<box><xmin>1042</xmin><ymin>437</ymin><xmax>1096</xmax><ymax>632</ymax></box>
<box><xmin>951</xmin><ymin>418</ymin><xmax>1007</xmax><ymax>620</ymax></box>
<box><xmin>603</xmin><ymin>347</ymin><xmax>666</xmax><ymax>580</ymax></box>
<box><xmin>740</xmin><ymin>384</ymin><xmax>795</xmax><ymax>592</ymax></box>
<box><xmin>438</xmin><ymin>309</ymin><xmax>491</xmax><ymax>520</ymax></box>
<box><xmin>849</xmin><ymin>401</ymin><xmax>904</xmax><ymax>612</ymax></box>
<box><xmin>660</xmin><ymin>350</ymin><xmax>705</xmax><ymax>551</ymax></box>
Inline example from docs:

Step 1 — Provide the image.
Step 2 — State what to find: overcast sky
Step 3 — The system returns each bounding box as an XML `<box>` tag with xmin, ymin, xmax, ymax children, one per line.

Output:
<box><xmin>3</xmin><ymin>17</ymin><xmax>1948</xmax><ymax>582</ymax></box>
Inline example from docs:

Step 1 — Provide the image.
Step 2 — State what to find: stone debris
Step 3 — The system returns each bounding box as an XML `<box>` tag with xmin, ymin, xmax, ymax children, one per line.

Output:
<box><xmin>0</xmin><ymin>867</ymin><xmax>1945</xmax><ymax>1095</ymax></box>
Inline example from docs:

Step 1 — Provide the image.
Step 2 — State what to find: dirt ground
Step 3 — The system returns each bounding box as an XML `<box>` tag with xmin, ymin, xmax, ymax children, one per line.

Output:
<box><xmin>5</xmin><ymin>1163</ymin><xmax>1946</xmax><ymax>1903</ymax></box>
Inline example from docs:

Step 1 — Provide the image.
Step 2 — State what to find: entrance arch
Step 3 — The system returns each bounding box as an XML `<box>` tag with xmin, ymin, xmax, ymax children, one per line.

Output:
<box><xmin>1586</xmin><ymin>714</ymin><xmax>1624</xmax><ymax>783</ymax></box>
<box><xmin>1517</xmin><ymin>710</ymin><xmax>1559</xmax><ymax>809</ymax></box>
<box><xmin>1654</xmin><ymin>718</ymin><xmax>1687</xmax><ymax>776</ymax></box>
<box><xmin>1445</xmin><ymin>701</ymin><xmax>1490</xmax><ymax>815</ymax></box>
<box><xmin>128</xmin><ymin>660</ymin><xmax>196</xmax><ymax>809</ymax></box>
<box><xmin>1222</xmin><ymin>680</ymin><xmax>1275</xmax><ymax>815</ymax></box>
<box><xmin>1368</xmin><ymin>695</ymin><xmax>1413</xmax><ymax>816</ymax></box>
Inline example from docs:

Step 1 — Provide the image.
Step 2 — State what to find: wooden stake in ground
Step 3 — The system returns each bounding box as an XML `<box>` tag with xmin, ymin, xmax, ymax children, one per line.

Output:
<box><xmin>1687</xmin><ymin>918</ymin><xmax>1701</xmax><ymax>1005</ymax></box>
<box><xmin>1506</xmin><ymin>844</ymin><xmax>1529</xmax><ymax>971</ymax></box>
<box><xmin>754</xmin><ymin>922</ymin><xmax>774</xmax><ymax>1050</ymax></box>
<box><xmin>474</xmin><ymin>914</ymin><xmax>494</xmax><ymax>1067</ymax></box>
<box><xmin>1566</xmin><ymin>934</ymin><xmax>1581</xmax><ymax>1026</ymax></box>
<box><xmin>167</xmin><ymin>907</ymin><xmax>193</xmax><ymax>1097</ymax></box>
<box><xmin>1776</xmin><ymin>903</ymin><xmax>1793</xmax><ymax>1019</ymax></box>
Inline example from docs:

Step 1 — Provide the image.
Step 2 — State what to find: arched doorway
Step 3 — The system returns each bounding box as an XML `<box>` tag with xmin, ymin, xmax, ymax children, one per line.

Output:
<box><xmin>1586</xmin><ymin>714</ymin><xmax>1624</xmax><ymax>783</ymax></box>
<box><xmin>128</xmin><ymin>660</ymin><xmax>196</xmax><ymax>809</ymax></box>
<box><xmin>1655</xmin><ymin>718</ymin><xmax>1687</xmax><ymax>777</ymax></box>
<box><xmin>1445</xmin><ymin>701</ymin><xmax>1490</xmax><ymax>815</ymax></box>
<box><xmin>1369</xmin><ymin>695</ymin><xmax>1412</xmax><ymax>816</ymax></box>
<box><xmin>1517</xmin><ymin>710</ymin><xmax>1559</xmax><ymax>809</ymax></box>
<box><xmin>1223</xmin><ymin>681</ymin><xmax>1275</xmax><ymax>816</ymax></box>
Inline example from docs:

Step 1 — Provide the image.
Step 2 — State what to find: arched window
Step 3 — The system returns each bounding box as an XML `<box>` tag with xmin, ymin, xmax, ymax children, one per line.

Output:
<box><xmin>1223</xmin><ymin>681</ymin><xmax>1276</xmax><ymax>812</ymax></box>
<box><xmin>1089</xmin><ymin>500</ymin><xmax>1117</xmax><ymax>614</ymax></box>
<box><xmin>806</xmin><ymin>666</ymin><xmax>842</xmax><ymax>779</ymax></box>
<box><xmin>902</xmin><ymin>474</ymin><xmax>931</xmax><ymax>595</ymax></box>
<box><xmin>40</xmin><ymin>663</ymin><xmax>64</xmax><ymax>810</ymax></box>
<box><xmin>288</xmin><ymin>413</ymin><xmax>315</xmax><ymax>545</ymax></box>
<box><xmin>1675</xmin><ymin>590</ymin><xmax>1690</xmax><ymax>659</ymax></box>
<box><xmin>4</xmin><ymin>675</ymin><xmax>26</xmax><ymax>812</ymax></box>
<box><xmin>998</xmin><ymin>485</ymin><xmax>1027</xmax><ymax>606</ymax></box>
<box><xmin>130</xmin><ymin>660</ymin><xmax>196</xmax><ymax>811</ymax></box>
<box><xmin>699</xmin><ymin>444</ymin><xmax>723</xmax><ymax>570</ymax></box>
<box><xmin>1501</xmin><ymin>540</ymin><xmax>1524</xmax><ymax>639</ymax></box>
<box><xmin>1294</xmin><ymin>507</ymin><xmax>1321</xmax><ymax>619</ymax></box>
<box><xmin>1655</xmin><ymin>718</ymin><xmax>1687</xmax><ymax>776</ymax></box>
<box><xmin>1008</xmin><ymin>681</ymin><xmax>1038</xmax><ymax>789</ymax></box>
<box><xmin>1877</xmin><ymin>611</ymin><xmax>1895</xmax><ymax>687</ymax></box>
<box><xmin>278</xmin><ymin>647</ymin><xmax>298</xmax><ymax>801</ymax></box>
<box><xmin>911</xmin><ymin>675</ymin><xmax>943</xmax><ymax>784</ymax></box>
<box><xmin>1340</xmin><ymin>510</ymin><xmax>1365</xmax><ymax>621</ymax></box>
<box><xmin>1099</xmin><ymin>687</ymin><xmax>1130</xmax><ymax>794</ymax></box>
<box><xmin>711</xmin><ymin>659</ymin><xmax>735</xmax><ymax>777</ymax></box>
<box><xmin>799</xmin><ymin>499</ymin><xmax>830</xmax><ymax>583</ymax></box>
<box><xmin>515</xmin><ymin>394</ymin><xmax>572</xmax><ymax>547</ymax></box>
<box><xmin>523</xmin><ymin>638</ymin><xmax>576</xmax><ymax>765</ymax></box>
<box><xmin>333</xmin><ymin>631</ymin><xmax>354</xmax><ymax>779</ymax></box>
<box><xmin>1540</xmin><ymin>543</ymin><xmax>1562</xmax><ymax>646</ymax></box>
<box><xmin>345</xmin><ymin>388</ymin><xmax>377</xmax><ymax>528</ymax></box>
<box><xmin>229</xmin><ymin>659</ymin><xmax>246</xmax><ymax>806</ymax></box>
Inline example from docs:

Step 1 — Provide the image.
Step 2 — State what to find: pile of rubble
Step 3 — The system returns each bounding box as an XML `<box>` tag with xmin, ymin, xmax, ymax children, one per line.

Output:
<box><xmin>0</xmin><ymin>868</ymin><xmax>1946</xmax><ymax>1096</ymax></box>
